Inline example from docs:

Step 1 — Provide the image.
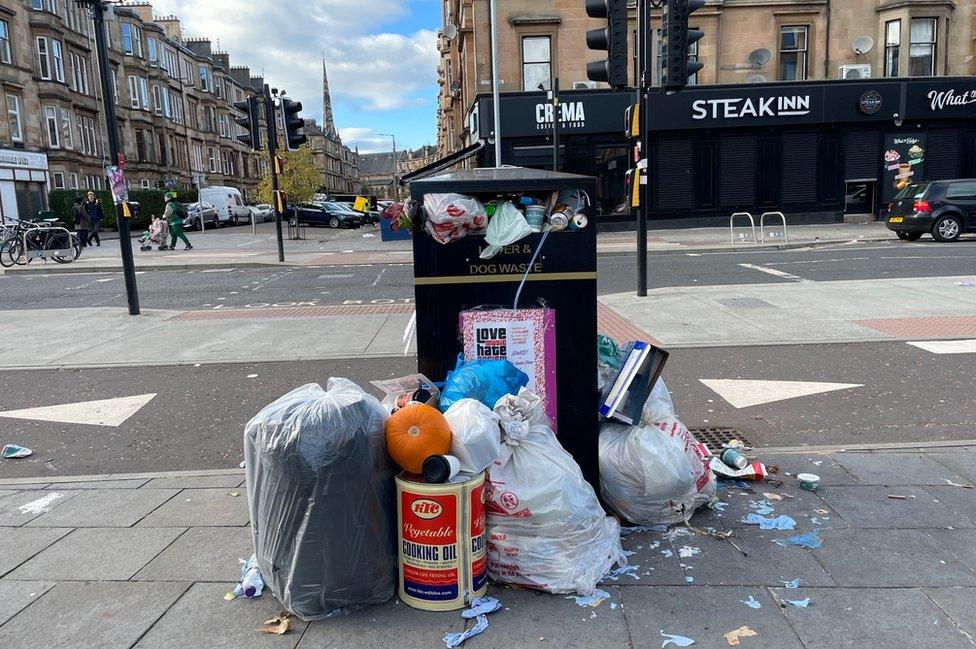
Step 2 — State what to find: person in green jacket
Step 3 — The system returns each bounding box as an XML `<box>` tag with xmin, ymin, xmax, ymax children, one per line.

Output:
<box><xmin>163</xmin><ymin>192</ymin><xmax>193</xmax><ymax>251</ymax></box>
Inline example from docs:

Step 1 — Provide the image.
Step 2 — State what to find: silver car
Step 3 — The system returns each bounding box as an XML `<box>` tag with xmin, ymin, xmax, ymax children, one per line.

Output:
<box><xmin>248</xmin><ymin>203</ymin><xmax>274</xmax><ymax>222</ymax></box>
<box><xmin>183</xmin><ymin>202</ymin><xmax>219</xmax><ymax>230</ymax></box>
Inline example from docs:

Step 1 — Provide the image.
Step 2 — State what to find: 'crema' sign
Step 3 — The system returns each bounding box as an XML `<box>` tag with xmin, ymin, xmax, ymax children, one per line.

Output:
<box><xmin>692</xmin><ymin>95</ymin><xmax>812</xmax><ymax>120</ymax></box>
<box><xmin>927</xmin><ymin>89</ymin><xmax>976</xmax><ymax>111</ymax></box>
<box><xmin>535</xmin><ymin>101</ymin><xmax>586</xmax><ymax>130</ymax></box>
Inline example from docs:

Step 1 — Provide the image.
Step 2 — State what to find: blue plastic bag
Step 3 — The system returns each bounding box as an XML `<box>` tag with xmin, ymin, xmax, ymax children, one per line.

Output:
<box><xmin>439</xmin><ymin>356</ymin><xmax>529</xmax><ymax>412</ymax></box>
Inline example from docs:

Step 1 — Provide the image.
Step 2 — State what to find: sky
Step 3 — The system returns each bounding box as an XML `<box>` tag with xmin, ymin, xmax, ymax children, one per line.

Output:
<box><xmin>150</xmin><ymin>0</ymin><xmax>442</xmax><ymax>154</ymax></box>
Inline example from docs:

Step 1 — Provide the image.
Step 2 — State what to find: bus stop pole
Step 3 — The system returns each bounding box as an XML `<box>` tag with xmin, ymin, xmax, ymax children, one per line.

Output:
<box><xmin>636</xmin><ymin>0</ymin><xmax>649</xmax><ymax>297</ymax></box>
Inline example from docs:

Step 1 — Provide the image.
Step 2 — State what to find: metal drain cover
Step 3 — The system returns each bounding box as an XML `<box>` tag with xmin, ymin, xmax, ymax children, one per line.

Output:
<box><xmin>688</xmin><ymin>427</ymin><xmax>751</xmax><ymax>453</ymax></box>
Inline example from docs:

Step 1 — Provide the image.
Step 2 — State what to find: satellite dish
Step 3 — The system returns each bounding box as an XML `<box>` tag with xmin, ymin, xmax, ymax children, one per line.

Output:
<box><xmin>443</xmin><ymin>23</ymin><xmax>458</xmax><ymax>41</ymax></box>
<box><xmin>748</xmin><ymin>48</ymin><xmax>771</xmax><ymax>68</ymax></box>
<box><xmin>852</xmin><ymin>36</ymin><xmax>874</xmax><ymax>55</ymax></box>
<box><xmin>746</xmin><ymin>74</ymin><xmax>767</xmax><ymax>84</ymax></box>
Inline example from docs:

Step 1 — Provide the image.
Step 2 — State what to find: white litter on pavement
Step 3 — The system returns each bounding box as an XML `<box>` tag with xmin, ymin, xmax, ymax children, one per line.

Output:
<box><xmin>568</xmin><ymin>589</ymin><xmax>612</xmax><ymax>607</ymax></box>
<box><xmin>18</xmin><ymin>492</ymin><xmax>66</xmax><ymax>515</ymax></box>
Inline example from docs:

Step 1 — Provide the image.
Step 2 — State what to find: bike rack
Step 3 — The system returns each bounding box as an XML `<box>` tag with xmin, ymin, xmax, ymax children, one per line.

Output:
<box><xmin>759</xmin><ymin>211</ymin><xmax>789</xmax><ymax>244</ymax></box>
<box><xmin>287</xmin><ymin>222</ymin><xmax>305</xmax><ymax>240</ymax></box>
<box><xmin>730</xmin><ymin>212</ymin><xmax>758</xmax><ymax>246</ymax></box>
<box><xmin>19</xmin><ymin>226</ymin><xmax>74</xmax><ymax>261</ymax></box>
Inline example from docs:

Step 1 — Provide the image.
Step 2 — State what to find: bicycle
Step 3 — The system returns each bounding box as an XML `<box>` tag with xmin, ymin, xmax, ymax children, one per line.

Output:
<box><xmin>0</xmin><ymin>219</ymin><xmax>80</xmax><ymax>267</ymax></box>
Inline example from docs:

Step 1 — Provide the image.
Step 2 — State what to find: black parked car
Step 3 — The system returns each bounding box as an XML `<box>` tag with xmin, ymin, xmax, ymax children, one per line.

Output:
<box><xmin>285</xmin><ymin>202</ymin><xmax>364</xmax><ymax>229</ymax></box>
<box><xmin>886</xmin><ymin>179</ymin><xmax>976</xmax><ymax>242</ymax></box>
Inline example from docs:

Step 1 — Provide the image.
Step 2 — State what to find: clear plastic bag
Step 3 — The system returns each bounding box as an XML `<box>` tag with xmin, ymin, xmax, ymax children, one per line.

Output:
<box><xmin>486</xmin><ymin>389</ymin><xmax>626</xmax><ymax>595</ymax></box>
<box><xmin>244</xmin><ymin>378</ymin><xmax>396</xmax><ymax>620</ymax></box>
<box><xmin>599</xmin><ymin>404</ymin><xmax>715</xmax><ymax>527</ymax></box>
<box><xmin>444</xmin><ymin>398</ymin><xmax>502</xmax><ymax>474</ymax></box>
<box><xmin>480</xmin><ymin>201</ymin><xmax>532</xmax><ymax>259</ymax></box>
<box><xmin>423</xmin><ymin>193</ymin><xmax>487</xmax><ymax>244</ymax></box>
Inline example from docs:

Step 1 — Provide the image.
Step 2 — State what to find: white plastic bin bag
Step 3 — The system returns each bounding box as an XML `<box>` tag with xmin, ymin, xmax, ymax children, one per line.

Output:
<box><xmin>444</xmin><ymin>398</ymin><xmax>502</xmax><ymax>474</ymax></box>
<box><xmin>244</xmin><ymin>378</ymin><xmax>396</xmax><ymax>620</ymax></box>
<box><xmin>486</xmin><ymin>389</ymin><xmax>625</xmax><ymax>595</ymax></box>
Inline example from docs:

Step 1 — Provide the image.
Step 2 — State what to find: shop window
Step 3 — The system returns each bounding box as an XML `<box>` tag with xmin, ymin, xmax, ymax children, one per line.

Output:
<box><xmin>15</xmin><ymin>181</ymin><xmax>47</xmax><ymax>220</ymax></box>
<box><xmin>779</xmin><ymin>26</ymin><xmax>808</xmax><ymax>81</ymax></box>
<box><xmin>0</xmin><ymin>19</ymin><xmax>11</xmax><ymax>64</ymax></box>
<box><xmin>521</xmin><ymin>36</ymin><xmax>551</xmax><ymax>91</ymax></box>
<box><xmin>909</xmin><ymin>18</ymin><xmax>937</xmax><ymax>76</ymax></box>
<box><xmin>6</xmin><ymin>94</ymin><xmax>22</xmax><ymax>142</ymax></box>
<box><xmin>884</xmin><ymin>20</ymin><xmax>900</xmax><ymax>77</ymax></box>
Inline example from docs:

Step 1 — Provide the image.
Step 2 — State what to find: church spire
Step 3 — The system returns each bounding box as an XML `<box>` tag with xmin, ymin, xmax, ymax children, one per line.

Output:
<box><xmin>322</xmin><ymin>55</ymin><xmax>337</xmax><ymax>138</ymax></box>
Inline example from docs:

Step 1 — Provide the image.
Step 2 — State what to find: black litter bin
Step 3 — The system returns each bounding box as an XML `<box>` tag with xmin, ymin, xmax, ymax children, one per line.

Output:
<box><xmin>410</xmin><ymin>167</ymin><xmax>599</xmax><ymax>487</ymax></box>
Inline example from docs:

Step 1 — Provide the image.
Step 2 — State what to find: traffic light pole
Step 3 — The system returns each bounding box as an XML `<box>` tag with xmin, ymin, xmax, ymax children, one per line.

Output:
<box><xmin>83</xmin><ymin>0</ymin><xmax>140</xmax><ymax>315</ymax></box>
<box><xmin>263</xmin><ymin>84</ymin><xmax>285</xmax><ymax>263</ymax></box>
<box><xmin>636</xmin><ymin>0</ymin><xmax>649</xmax><ymax>297</ymax></box>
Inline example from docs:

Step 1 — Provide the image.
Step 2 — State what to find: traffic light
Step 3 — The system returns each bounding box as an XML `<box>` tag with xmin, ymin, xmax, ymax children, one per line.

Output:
<box><xmin>661</xmin><ymin>0</ymin><xmax>705</xmax><ymax>91</ymax></box>
<box><xmin>584</xmin><ymin>0</ymin><xmax>628</xmax><ymax>88</ymax></box>
<box><xmin>281</xmin><ymin>98</ymin><xmax>307</xmax><ymax>150</ymax></box>
<box><xmin>233</xmin><ymin>95</ymin><xmax>261</xmax><ymax>150</ymax></box>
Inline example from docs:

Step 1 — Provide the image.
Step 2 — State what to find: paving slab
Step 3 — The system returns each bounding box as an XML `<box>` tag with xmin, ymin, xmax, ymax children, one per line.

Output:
<box><xmin>143</xmin><ymin>475</ymin><xmax>245</xmax><ymax>489</ymax></box>
<box><xmin>705</xmin><ymin>482</ymin><xmax>848</xmax><ymax>530</ymax></box>
<box><xmin>473</xmin><ymin>585</ymin><xmax>629</xmax><ymax>648</ymax></box>
<box><xmin>134</xmin><ymin>527</ymin><xmax>253</xmax><ymax>582</ymax></box>
<box><xmin>0</xmin><ymin>580</ymin><xmax>57</xmax><ymax>627</ymax></box>
<box><xmin>925</xmin><ymin>529</ymin><xmax>976</xmax><ymax>572</ymax></box>
<box><xmin>0</xmin><ymin>490</ymin><xmax>76</xmax><ymax>526</ymax></box>
<box><xmin>0</xmin><ymin>489</ymin><xmax>21</xmax><ymax>500</ymax></box>
<box><xmin>927</xmin><ymin>452</ymin><xmax>976</xmax><ymax>483</ymax></box>
<box><xmin>0</xmin><ymin>581</ymin><xmax>189</xmax><ymax>649</ymax></box>
<box><xmin>0</xmin><ymin>483</ymin><xmax>49</xmax><ymax>490</ymax></box>
<box><xmin>136</xmin><ymin>488</ymin><xmax>249</xmax><ymax>527</ymax></box>
<box><xmin>776</xmin><ymin>587</ymin><xmax>974</xmax><ymax>649</ymax></box>
<box><xmin>44</xmin><ymin>479</ymin><xmax>150</xmax><ymax>489</ymax></box>
<box><xmin>295</xmin><ymin>596</ymin><xmax>466</xmax><ymax>649</ymax></box>
<box><xmin>832</xmin><ymin>452</ymin><xmax>968</xmax><ymax>486</ymax></box>
<box><xmin>602</xmin><ymin>530</ymin><xmax>689</xmax><ymax>586</ymax></box>
<box><xmin>813</xmin><ymin>529</ymin><xmax>976</xmax><ymax>587</ymax></box>
<box><xmin>26</xmin><ymin>488</ymin><xmax>178</xmax><ymax>527</ymax></box>
<box><xmin>656</xmin><ymin>529</ymin><xmax>835</xmax><ymax>587</ymax></box>
<box><xmin>759</xmin><ymin>453</ymin><xmax>862</xmax><ymax>486</ymax></box>
<box><xmin>818</xmin><ymin>485</ymin><xmax>970</xmax><ymax>529</ymax></box>
<box><xmin>0</xmin><ymin>527</ymin><xmax>72</xmax><ymax>577</ymax></box>
<box><xmin>923</xmin><ymin>486</ymin><xmax>976</xmax><ymax>525</ymax></box>
<box><xmin>134</xmin><ymin>582</ymin><xmax>307</xmax><ymax>649</ymax></box>
<box><xmin>620</xmin><ymin>586</ymin><xmax>804</xmax><ymax>649</ymax></box>
<box><xmin>6</xmin><ymin>527</ymin><xmax>184</xmax><ymax>581</ymax></box>
<box><xmin>924</xmin><ymin>587</ymin><xmax>976</xmax><ymax>640</ymax></box>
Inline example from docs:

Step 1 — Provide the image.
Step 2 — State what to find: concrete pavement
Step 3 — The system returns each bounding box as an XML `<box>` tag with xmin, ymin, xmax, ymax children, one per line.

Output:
<box><xmin>2</xmin><ymin>447</ymin><xmax>976</xmax><ymax>648</ymax></box>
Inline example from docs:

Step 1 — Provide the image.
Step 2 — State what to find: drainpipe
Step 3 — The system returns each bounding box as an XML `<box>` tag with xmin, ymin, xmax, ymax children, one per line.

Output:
<box><xmin>823</xmin><ymin>0</ymin><xmax>831</xmax><ymax>79</ymax></box>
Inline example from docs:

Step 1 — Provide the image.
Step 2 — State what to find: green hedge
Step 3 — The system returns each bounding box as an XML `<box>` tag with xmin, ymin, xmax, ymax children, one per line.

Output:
<box><xmin>48</xmin><ymin>188</ymin><xmax>198</xmax><ymax>231</ymax></box>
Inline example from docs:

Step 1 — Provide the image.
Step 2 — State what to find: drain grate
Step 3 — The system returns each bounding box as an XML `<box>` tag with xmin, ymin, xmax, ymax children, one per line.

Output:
<box><xmin>688</xmin><ymin>427</ymin><xmax>751</xmax><ymax>453</ymax></box>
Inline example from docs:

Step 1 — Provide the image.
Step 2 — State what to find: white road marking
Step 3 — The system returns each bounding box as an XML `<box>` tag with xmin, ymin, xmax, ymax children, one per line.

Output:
<box><xmin>0</xmin><ymin>393</ymin><xmax>156</xmax><ymax>427</ymax></box>
<box><xmin>907</xmin><ymin>339</ymin><xmax>976</xmax><ymax>355</ymax></box>
<box><xmin>372</xmin><ymin>267</ymin><xmax>388</xmax><ymax>287</ymax></box>
<box><xmin>95</xmin><ymin>276</ymin><xmax>117</xmax><ymax>283</ymax></box>
<box><xmin>18</xmin><ymin>492</ymin><xmax>66</xmax><ymax>515</ymax></box>
<box><xmin>737</xmin><ymin>263</ymin><xmax>807</xmax><ymax>281</ymax></box>
<box><xmin>700</xmin><ymin>379</ymin><xmax>863</xmax><ymax>409</ymax></box>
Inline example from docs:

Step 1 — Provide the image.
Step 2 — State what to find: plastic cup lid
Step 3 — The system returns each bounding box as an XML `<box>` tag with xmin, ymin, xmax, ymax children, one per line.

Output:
<box><xmin>796</xmin><ymin>473</ymin><xmax>821</xmax><ymax>482</ymax></box>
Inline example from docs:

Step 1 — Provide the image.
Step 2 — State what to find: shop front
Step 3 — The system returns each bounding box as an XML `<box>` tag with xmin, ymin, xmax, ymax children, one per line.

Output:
<box><xmin>0</xmin><ymin>148</ymin><xmax>50</xmax><ymax>224</ymax></box>
<box><xmin>470</xmin><ymin>77</ymin><xmax>976</xmax><ymax>226</ymax></box>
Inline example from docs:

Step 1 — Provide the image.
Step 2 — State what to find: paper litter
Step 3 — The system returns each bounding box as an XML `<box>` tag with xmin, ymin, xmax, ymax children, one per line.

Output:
<box><xmin>782</xmin><ymin>578</ymin><xmax>801</xmax><ymax>589</ymax></box>
<box><xmin>774</xmin><ymin>529</ymin><xmax>823</xmax><ymax>549</ymax></box>
<box><xmin>461</xmin><ymin>596</ymin><xmax>502</xmax><ymax>618</ymax></box>
<box><xmin>444</xmin><ymin>614</ymin><xmax>489</xmax><ymax>648</ymax></box>
<box><xmin>742</xmin><ymin>514</ymin><xmax>796</xmax><ymax>531</ymax></box>
<box><xmin>1</xmin><ymin>444</ymin><xmax>32</xmax><ymax>459</ymax></box>
<box><xmin>740</xmin><ymin>595</ymin><xmax>762</xmax><ymax>609</ymax></box>
<box><xmin>568</xmin><ymin>589</ymin><xmax>612</xmax><ymax>607</ymax></box>
<box><xmin>604</xmin><ymin>565</ymin><xmax>640</xmax><ymax>581</ymax></box>
<box><xmin>660</xmin><ymin>630</ymin><xmax>696</xmax><ymax>647</ymax></box>
<box><xmin>787</xmin><ymin>598</ymin><xmax>811</xmax><ymax>608</ymax></box>
<box><xmin>257</xmin><ymin>612</ymin><xmax>292</xmax><ymax>635</ymax></box>
<box><xmin>723</xmin><ymin>626</ymin><xmax>757</xmax><ymax>646</ymax></box>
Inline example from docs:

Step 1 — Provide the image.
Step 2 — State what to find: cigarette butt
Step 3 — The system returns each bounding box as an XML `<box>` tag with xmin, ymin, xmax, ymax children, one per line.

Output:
<box><xmin>888</xmin><ymin>494</ymin><xmax>907</xmax><ymax>500</ymax></box>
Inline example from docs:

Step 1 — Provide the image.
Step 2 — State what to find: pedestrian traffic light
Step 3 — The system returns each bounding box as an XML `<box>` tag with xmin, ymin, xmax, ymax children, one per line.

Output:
<box><xmin>281</xmin><ymin>98</ymin><xmax>307</xmax><ymax>150</ymax></box>
<box><xmin>661</xmin><ymin>0</ymin><xmax>705</xmax><ymax>91</ymax></box>
<box><xmin>233</xmin><ymin>95</ymin><xmax>261</xmax><ymax>150</ymax></box>
<box><xmin>584</xmin><ymin>0</ymin><xmax>628</xmax><ymax>88</ymax></box>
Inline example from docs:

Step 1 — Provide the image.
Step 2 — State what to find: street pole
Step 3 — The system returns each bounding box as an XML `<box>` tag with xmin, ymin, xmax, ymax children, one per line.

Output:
<box><xmin>552</xmin><ymin>77</ymin><xmax>560</xmax><ymax>171</ymax></box>
<box><xmin>636</xmin><ymin>0</ymin><xmax>649</xmax><ymax>297</ymax></box>
<box><xmin>81</xmin><ymin>0</ymin><xmax>139</xmax><ymax>314</ymax></box>
<box><xmin>489</xmin><ymin>0</ymin><xmax>502</xmax><ymax>167</ymax></box>
<box><xmin>379</xmin><ymin>133</ymin><xmax>399</xmax><ymax>201</ymax></box>
<box><xmin>264</xmin><ymin>84</ymin><xmax>285</xmax><ymax>263</ymax></box>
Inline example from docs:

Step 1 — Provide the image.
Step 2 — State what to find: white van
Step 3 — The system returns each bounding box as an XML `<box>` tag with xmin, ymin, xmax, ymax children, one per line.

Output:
<box><xmin>199</xmin><ymin>186</ymin><xmax>250</xmax><ymax>225</ymax></box>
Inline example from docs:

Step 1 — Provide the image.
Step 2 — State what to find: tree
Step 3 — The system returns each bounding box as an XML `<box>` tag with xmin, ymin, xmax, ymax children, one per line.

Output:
<box><xmin>257</xmin><ymin>145</ymin><xmax>319</xmax><ymax>206</ymax></box>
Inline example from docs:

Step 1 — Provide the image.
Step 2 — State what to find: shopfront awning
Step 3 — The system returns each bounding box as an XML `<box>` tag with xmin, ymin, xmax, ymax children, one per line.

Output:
<box><xmin>399</xmin><ymin>141</ymin><xmax>485</xmax><ymax>184</ymax></box>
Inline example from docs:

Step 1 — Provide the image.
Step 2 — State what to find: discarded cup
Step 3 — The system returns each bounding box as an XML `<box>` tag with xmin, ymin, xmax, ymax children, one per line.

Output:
<box><xmin>1</xmin><ymin>444</ymin><xmax>32</xmax><ymax>459</ymax></box>
<box><xmin>721</xmin><ymin>448</ymin><xmax>749</xmax><ymax>470</ymax></box>
<box><xmin>797</xmin><ymin>473</ymin><xmax>820</xmax><ymax>491</ymax></box>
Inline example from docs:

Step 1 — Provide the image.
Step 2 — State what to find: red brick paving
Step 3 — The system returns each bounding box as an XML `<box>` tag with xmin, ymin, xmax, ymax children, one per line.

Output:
<box><xmin>855</xmin><ymin>315</ymin><xmax>976</xmax><ymax>339</ymax></box>
<box><xmin>172</xmin><ymin>303</ymin><xmax>414</xmax><ymax>320</ymax></box>
<box><xmin>309</xmin><ymin>253</ymin><xmax>412</xmax><ymax>266</ymax></box>
<box><xmin>597</xmin><ymin>303</ymin><xmax>662</xmax><ymax>345</ymax></box>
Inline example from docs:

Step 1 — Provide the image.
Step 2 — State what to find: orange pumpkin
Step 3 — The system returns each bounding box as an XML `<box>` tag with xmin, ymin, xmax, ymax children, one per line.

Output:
<box><xmin>385</xmin><ymin>403</ymin><xmax>452</xmax><ymax>473</ymax></box>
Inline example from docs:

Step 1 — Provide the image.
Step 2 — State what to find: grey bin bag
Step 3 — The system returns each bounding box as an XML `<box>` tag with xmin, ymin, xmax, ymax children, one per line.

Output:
<box><xmin>244</xmin><ymin>378</ymin><xmax>396</xmax><ymax>620</ymax></box>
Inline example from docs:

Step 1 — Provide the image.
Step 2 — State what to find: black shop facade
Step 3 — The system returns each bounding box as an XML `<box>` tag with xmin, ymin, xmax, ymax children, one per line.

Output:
<box><xmin>468</xmin><ymin>77</ymin><xmax>976</xmax><ymax>226</ymax></box>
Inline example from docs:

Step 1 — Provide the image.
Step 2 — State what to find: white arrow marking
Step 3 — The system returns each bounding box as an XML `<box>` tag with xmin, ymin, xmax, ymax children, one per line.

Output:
<box><xmin>907</xmin><ymin>339</ymin><xmax>976</xmax><ymax>355</ymax></box>
<box><xmin>0</xmin><ymin>393</ymin><xmax>156</xmax><ymax>427</ymax></box>
<box><xmin>700</xmin><ymin>379</ymin><xmax>862</xmax><ymax>409</ymax></box>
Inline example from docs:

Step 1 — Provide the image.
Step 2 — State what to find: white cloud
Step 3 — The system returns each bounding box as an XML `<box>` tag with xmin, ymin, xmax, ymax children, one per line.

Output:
<box><xmin>149</xmin><ymin>0</ymin><xmax>438</xmax><ymax>128</ymax></box>
<box><xmin>339</xmin><ymin>128</ymin><xmax>397</xmax><ymax>154</ymax></box>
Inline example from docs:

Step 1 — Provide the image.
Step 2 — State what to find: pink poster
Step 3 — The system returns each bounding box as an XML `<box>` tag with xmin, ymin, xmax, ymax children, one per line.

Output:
<box><xmin>459</xmin><ymin>308</ymin><xmax>558</xmax><ymax>430</ymax></box>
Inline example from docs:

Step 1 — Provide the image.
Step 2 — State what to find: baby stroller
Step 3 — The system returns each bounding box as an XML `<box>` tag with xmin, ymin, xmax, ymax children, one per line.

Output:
<box><xmin>139</xmin><ymin>218</ymin><xmax>171</xmax><ymax>251</ymax></box>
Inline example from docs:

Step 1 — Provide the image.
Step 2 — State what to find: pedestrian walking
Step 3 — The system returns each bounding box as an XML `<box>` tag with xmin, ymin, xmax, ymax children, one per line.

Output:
<box><xmin>163</xmin><ymin>191</ymin><xmax>193</xmax><ymax>251</ymax></box>
<box><xmin>84</xmin><ymin>191</ymin><xmax>104</xmax><ymax>246</ymax></box>
<box><xmin>71</xmin><ymin>196</ymin><xmax>90</xmax><ymax>248</ymax></box>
